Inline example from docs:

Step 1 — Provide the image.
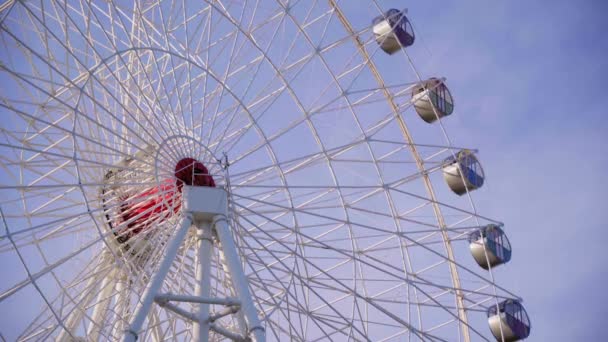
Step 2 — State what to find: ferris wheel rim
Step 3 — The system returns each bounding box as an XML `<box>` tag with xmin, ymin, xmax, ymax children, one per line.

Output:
<box><xmin>326</xmin><ymin>1</ymin><xmax>476</xmax><ymax>338</ymax></box>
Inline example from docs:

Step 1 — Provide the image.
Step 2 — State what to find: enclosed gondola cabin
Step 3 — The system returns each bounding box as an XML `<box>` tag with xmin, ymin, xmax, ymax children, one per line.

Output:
<box><xmin>372</xmin><ymin>9</ymin><xmax>415</xmax><ymax>54</ymax></box>
<box><xmin>488</xmin><ymin>299</ymin><xmax>531</xmax><ymax>342</ymax></box>
<box><xmin>412</xmin><ymin>78</ymin><xmax>454</xmax><ymax>123</ymax></box>
<box><xmin>442</xmin><ymin>149</ymin><xmax>484</xmax><ymax>195</ymax></box>
<box><xmin>469</xmin><ymin>225</ymin><xmax>512</xmax><ymax>269</ymax></box>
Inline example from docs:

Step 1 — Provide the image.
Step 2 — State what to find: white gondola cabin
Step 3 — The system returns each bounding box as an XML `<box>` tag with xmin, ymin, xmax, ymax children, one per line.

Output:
<box><xmin>372</xmin><ymin>9</ymin><xmax>415</xmax><ymax>54</ymax></box>
<box><xmin>442</xmin><ymin>149</ymin><xmax>484</xmax><ymax>195</ymax></box>
<box><xmin>488</xmin><ymin>299</ymin><xmax>531</xmax><ymax>342</ymax></box>
<box><xmin>468</xmin><ymin>225</ymin><xmax>512</xmax><ymax>269</ymax></box>
<box><xmin>411</xmin><ymin>78</ymin><xmax>454</xmax><ymax>123</ymax></box>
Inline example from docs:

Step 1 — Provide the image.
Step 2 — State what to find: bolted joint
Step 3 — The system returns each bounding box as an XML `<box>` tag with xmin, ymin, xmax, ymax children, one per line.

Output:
<box><xmin>211</xmin><ymin>214</ymin><xmax>228</xmax><ymax>227</ymax></box>
<box><xmin>154</xmin><ymin>294</ymin><xmax>169</xmax><ymax>307</ymax></box>
<box><xmin>208</xmin><ymin>304</ymin><xmax>241</xmax><ymax>323</ymax></box>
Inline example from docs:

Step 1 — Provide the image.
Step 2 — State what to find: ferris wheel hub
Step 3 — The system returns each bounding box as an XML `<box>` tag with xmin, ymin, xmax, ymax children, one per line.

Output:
<box><xmin>174</xmin><ymin>158</ymin><xmax>216</xmax><ymax>188</ymax></box>
<box><xmin>115</xmin><ymin>157</ymin><xmax>217</xmax><ymax>239</ymax></box>
<box><xmin>182</xmin><ymin>186</ymin><xmax>228</xmax><ymax>222</ymax></box>
<box><xmin>101</xmin><ymin>135</ymin><xmax>224</xmax><ymax>244</ymax></box>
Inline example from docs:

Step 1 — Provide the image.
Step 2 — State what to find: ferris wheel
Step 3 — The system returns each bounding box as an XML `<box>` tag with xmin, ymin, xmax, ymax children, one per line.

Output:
<box><xmin>0</xmin><ymin>1</ymin><xmax>531</xmax><ymax>341</ymax></box>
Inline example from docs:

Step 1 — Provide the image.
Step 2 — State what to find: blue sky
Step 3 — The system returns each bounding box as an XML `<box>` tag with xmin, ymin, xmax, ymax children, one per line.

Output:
<box><xmin>407</xmin><ymin>0</ymin><xmax>608</xmax><ymax>339</ymax></box>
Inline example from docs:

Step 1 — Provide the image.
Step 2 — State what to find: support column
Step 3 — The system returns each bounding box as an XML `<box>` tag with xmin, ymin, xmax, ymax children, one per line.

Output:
<box><xmin>218</xmin><ymin>244</ymin><xmax>248</xmax><ymax>336</ymax></box>
<box><xmin>192</xmin><ymin>221</ymin><xmax>213</xmax><ymax>342</ymax></box>
<box><xmin>120</xmin><ymin>186</ymin><xmax>264</xmax><ymax>341</ymax></box>
<box><xmin>213</xmin><ymin>215</ymin><xmax>265</xmax><ymax>342</ymax></box>
<box><xmin>123</xmin><ymin>216</ymin><xmax>193</xmax><ymax>342</ymax></box>
<box><xmin>112</xmin><ymin>272</ymin><xmax>128</xmax><ymax>339</ymax></box>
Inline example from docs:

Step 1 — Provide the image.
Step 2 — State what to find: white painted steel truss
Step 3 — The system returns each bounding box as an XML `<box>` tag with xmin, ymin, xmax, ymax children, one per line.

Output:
<box><xmin>123</xmin><ymin>186</ymin><xmax>264</xmax><ymax>342</ymax></box>
<box><xmin>0</xmin><ymin>1</ymin><xmax>524</xmax><ymax>341</ymax></box>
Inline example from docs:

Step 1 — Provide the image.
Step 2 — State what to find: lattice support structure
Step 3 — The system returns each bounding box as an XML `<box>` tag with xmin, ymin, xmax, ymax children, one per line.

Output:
<box><xmin>122</xmin><ymin>186</ymin><xmax>265</xmax><ymax>342</ymax></box>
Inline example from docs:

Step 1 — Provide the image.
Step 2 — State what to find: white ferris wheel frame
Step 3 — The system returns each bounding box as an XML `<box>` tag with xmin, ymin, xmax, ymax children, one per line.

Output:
<box><xmin>0</xmin><ymin>0</ymin><xmax>525</xmax><ymax>341</ymax></box>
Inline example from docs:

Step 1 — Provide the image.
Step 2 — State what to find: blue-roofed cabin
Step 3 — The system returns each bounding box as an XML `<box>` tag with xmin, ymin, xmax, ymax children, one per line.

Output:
<box><xmin>468</xmin><ymin>225</ymin><xmax>512</xmax><ymax>269</ymax></box>
<box><xmin>488</xmin><ymin>299</ymin><xmax>531</xmax><ymax>342</ymax></box>
<box><xmin>412</xmin><ymin>78</ymin><xmax>454</xmax><ymax>123</ymax></box>
<box><xmin>442</xmin><ymin>149</ymin><xmax>484</xmax><ymax>195</ymax></box>
<box><xmin>372</xmin><ymin>9</ymin><xmax>415</xmax><ymax>54</ymax></box>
